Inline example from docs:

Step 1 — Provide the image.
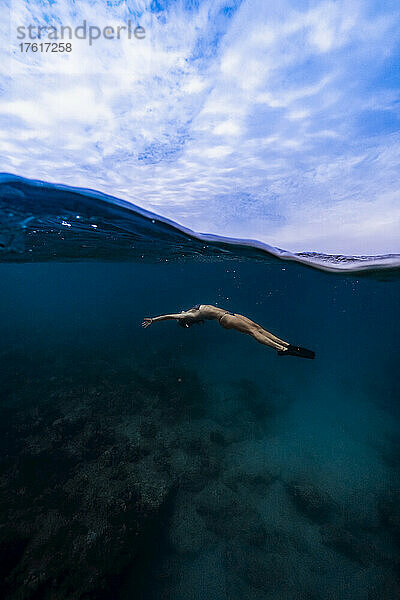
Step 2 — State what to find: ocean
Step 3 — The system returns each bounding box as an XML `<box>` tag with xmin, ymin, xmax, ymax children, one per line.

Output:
<box><xmin>1</xmin><ymin>174</ymin><xmax>399</xmax><ymax>599</ymax></box>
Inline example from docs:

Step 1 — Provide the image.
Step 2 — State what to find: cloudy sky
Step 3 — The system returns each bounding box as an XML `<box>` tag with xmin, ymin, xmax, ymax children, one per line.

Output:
<box><xmin>2</xmin><ymin>0</ymin><xmax>400</xmax><ymax>254</ymax></box>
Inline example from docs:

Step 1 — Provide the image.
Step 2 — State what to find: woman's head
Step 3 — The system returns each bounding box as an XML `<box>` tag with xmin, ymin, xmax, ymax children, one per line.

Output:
<box><xmin>178</xmin><ymin>316</ymin><xmax>204</xmax><ymax>328</ymax></box>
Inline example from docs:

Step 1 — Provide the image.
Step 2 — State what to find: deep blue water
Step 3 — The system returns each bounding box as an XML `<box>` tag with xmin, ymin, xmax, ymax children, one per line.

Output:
<box><xmin>0</xmin><ymin>175</ymin><xmax>399</xmax><ymax>599</ymax></box>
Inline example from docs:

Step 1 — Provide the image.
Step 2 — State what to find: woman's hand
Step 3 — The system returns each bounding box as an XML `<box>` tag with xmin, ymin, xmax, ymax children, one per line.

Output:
<box><xmin>142</xmin><ymin>317</ymin><xmax>153</xmax><ymax>328</ymax></box>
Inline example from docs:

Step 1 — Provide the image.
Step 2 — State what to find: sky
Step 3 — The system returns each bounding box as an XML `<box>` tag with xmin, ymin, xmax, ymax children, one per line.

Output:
<box><xmin>1</xmin><ymin>0</ymin><xmax>400</xmax><ymax>254</ymax></box>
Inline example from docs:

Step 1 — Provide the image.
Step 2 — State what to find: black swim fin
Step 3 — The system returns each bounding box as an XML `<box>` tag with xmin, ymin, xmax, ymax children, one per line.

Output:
<box><xmin>277</xmin><ymin>344</ymin><xmax>315</xmax><ymax>359</ymax></box>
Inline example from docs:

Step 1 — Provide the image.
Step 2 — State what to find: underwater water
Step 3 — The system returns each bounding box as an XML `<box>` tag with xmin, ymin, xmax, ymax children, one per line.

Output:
<box><xmin>0</xmin><ymin>175</ymin><xmax>400</xmax><ymax>600</ymax></box>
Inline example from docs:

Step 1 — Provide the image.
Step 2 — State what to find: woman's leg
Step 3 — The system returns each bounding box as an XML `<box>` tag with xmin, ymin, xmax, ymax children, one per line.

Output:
<box><xmin>220</xmin><ymin>314</ymin><xmax>290</xmax><ymax>352</ymax></box>
<box><xmin>251</xmin><ymin>329</ymin><xmax>288</xmax><ymax>351</ymax></box>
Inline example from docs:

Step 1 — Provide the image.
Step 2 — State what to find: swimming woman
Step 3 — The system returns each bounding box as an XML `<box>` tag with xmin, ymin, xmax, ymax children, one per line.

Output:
<box><xmin>142</xmin><ymin>304</ymin><xmax>315</xmax><ymax>359</ymax></box>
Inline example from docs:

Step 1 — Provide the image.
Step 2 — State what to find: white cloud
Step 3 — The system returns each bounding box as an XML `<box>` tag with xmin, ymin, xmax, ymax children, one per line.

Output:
<box><xmin>213</xmin><ymin>120</ymin><xmax>241</xmax><ymax>136</ymax></box>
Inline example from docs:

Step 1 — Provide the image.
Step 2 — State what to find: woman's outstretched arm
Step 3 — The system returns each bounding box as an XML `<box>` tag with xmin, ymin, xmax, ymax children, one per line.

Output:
<box><xmin>142</xmin><ymin>313</ymin><xmax>184</xmax><ymax>328</ymax></box>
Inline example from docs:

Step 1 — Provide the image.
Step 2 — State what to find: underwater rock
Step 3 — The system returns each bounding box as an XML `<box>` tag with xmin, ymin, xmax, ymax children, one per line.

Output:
<box><xmin>165</xmin><ymin>434</ymin><xmax>221</xmax><ymax>493</ymax></box>
<box><xmin>0</xmin><ymin>382</ymin><xmax>175</xmax><ymax>599</ymax></box>
<box><xmin>209</xmin><ymin>429</ymin><xmax>227</xmax><ymax>446</ymax></box>
<box><xmin>320</xmin><ymin>524</ymin><xmax>380</xmax><ymax>567</ymax></box>
<box><xmin>0</xmin><ymin>353</ymin><xmax>241</xmax><ymax>599</ymax></box>
<box><xmin>1</xmin><ymin>446</ymin><xmax>174</xmax><ymax>600</ymax></box>
<box><xmin>195</xmin><ymin>482</ymin><xmax>240</xmax><ymax>520</ymax></box>
<box><xmin>168</xmin><ymin>492</ymin><xmax>216</xmax><ymax>555</ymax></box>
<box><xmin>224</xmin><ymin>545</ymin><xmax>286</xmax><ymax>597</ymax></box>
<box><xmin>286</xmin><ymin>480</ymin><xmax>338</xmax><ymax>524</ymax></box>
<box><xmin>224</xmin><ymin>469</ymin><xmax>278</xmax><ymax>495</ymax></box>
<box><xmin>194</xmin><ymin>482</ymin><xmax>268</xmax><ymax>548</ymax></box>
<box><xmin>368</xmin><ymin>569</ymin><xmax>400</xmax><ymax>600</ymax></box>
<box><xmin>378</xmin><ymin>491</ymin><xmax>400</xmax><ymax>546</ymax></box>
<box><xmin>0</xmin><ymin>531</ymin><xmax>30</xmax><ymax>597</ymax></box>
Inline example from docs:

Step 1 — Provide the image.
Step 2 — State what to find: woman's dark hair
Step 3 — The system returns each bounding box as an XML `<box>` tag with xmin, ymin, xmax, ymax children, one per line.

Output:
<box><xmin>178</xmin><ymin>317</ymin><xmax>204</xmax><ymax>328</ymax></box>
